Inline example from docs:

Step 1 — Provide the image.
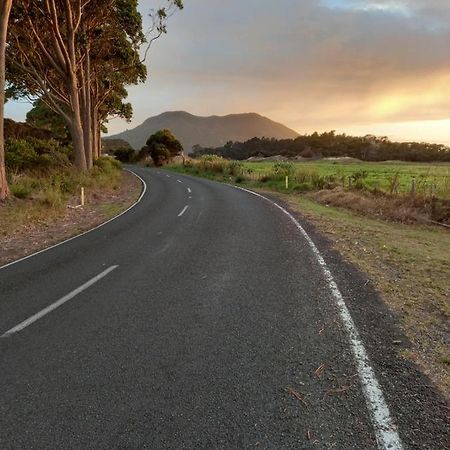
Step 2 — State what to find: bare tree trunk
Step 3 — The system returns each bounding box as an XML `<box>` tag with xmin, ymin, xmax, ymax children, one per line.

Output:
<box><xmin>92</xmin><ymin>107</ymin><xmax>101</xmax><ymax>159</ymax></box>
<box><xmin>81</xmin><ymin>41</ymin><xmax>93</xmax><ymax>169</ymax></box>
<box><xmin>97</xmin><ymin>124</ymin><xmax>101</xmax><ymax>158</ymax></box>
<box><xmin>64</xmin><ymin>1</ymin><xmax>87</xmax><ymax>171</ymax></box>
<box><xmin>0</xmin><ymin>0</ymin><xmax>12</xmax><ymax>200</ymax></box>
<box><xmin>68</xmin><ymin>74</ymin><xmax>87</xmax><ymax>170</ymax></box>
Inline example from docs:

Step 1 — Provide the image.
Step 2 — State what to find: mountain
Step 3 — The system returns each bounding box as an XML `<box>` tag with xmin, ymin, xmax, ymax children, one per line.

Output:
<box><xmin>105</xmin><ymin>111</ymin><xmax>299</xmax><ymax>152</ymax></box>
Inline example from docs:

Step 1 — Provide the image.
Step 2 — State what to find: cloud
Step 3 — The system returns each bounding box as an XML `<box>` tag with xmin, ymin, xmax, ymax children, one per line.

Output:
<box><xmin>8</xmin><ymin>0</ymin><xmax>447</xmax><ymax>143</ymax></box>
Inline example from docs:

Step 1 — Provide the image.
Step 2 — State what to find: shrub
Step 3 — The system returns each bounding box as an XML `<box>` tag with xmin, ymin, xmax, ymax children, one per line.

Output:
<box><xmin>229</xmin><ymin>161</ymin><xmax>244</xmax><ymax>177</ymax></box>
<box><xmin>113</xmin><ymin>147</ymin><xmax>135</xmax><ymax>163</ymax></box>
<box><xmin>11</xmin><ymin>182</ymin><xmax>33</xmax><ymax>199</ymax></box>
<box><xmin>39</xmin><ymin>186</ymin><xmax>64</xmax><ymax>208</ymax></box>
<box><xmin>273</xmin><ymin>162</ymin><xmax>295</xmax><ymax>177</ymax></box>
<box><xmin>5</xmin><ymin>138</ymin><xmax>71</xmax><ymax>171</ymax></box>
<box><xmin>5</xmin><ymin>139</ymin><xmax>39</xmax><ymax>171</ymax></box>
<box><xmin>197</xmin><ymin>155</ymin><xmax>228</xmax><ymax>173</ymax></box>
<box><xmin>94</xmin><ymin>156</ymin><xmax>122</xmax><ymax>174</ymax></box>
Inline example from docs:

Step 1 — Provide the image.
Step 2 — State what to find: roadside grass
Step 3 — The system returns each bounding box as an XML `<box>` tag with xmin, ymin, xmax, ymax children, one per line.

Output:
<box><xmin>169</xmin><ymin>157</ymin><xmax>450</xmax><ymax>224</ymax></box>
<box><xmin>166</xmin><ymin>162</ymin><xmax>450</xmax><ymax>398</ymax></box>
<box><xmin>99</xmin><ymin>203</ymin><xmax>123</xmax><ymax>219</ymax></box>
<box><xmin>245</xmin><ymin>160</ymin><xmax>450</xmax><ymax>198</ymax></box>
<box><xmin>280</xmin><ymin>195</ymin><xmax>450</xmax><ymax>397</ymax></box>
<box><xmin>0</xmin><ymin>157</ymin><xmax>123</xmax><ymax>236</ymax></box>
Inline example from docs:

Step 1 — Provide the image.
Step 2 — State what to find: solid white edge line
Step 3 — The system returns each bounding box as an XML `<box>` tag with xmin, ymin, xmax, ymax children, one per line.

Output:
<box><xmin>1</xmin><ymin>265</ymin><xmax>119</xmax><ymax>337</ymax></box>
<box><xmin>178</xmin><ymin>205</ymin><xmax>189</xmax><ymax>217</ymax></box>
<box><xmin>234</xmin><ymin>186</ymin><xmax>403</xmax><ymax>450</ymax></box>
<box><xmin>0</xmin><ymin>169</ymin><xmax>147</xmax><ymax>272</ymax></box>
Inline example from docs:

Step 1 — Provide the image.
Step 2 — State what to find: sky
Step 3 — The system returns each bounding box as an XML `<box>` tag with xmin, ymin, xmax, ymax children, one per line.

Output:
<box><xmin>5</xmin><ymin>0</ymin><xmax>450</xmax><ymax>144</ymax></box>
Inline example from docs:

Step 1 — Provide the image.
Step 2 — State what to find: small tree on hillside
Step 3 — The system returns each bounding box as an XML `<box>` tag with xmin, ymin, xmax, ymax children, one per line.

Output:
<box><xmin>141</xmin><ymin>129</ymin><xmax>183</xmax><ymax>166</ymax></box>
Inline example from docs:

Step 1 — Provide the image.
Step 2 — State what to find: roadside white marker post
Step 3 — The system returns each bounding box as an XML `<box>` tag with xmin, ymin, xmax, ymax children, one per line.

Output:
<box><xmin>285</xmin><ymin>175</ymin><xmax>289</xmax><ymax>190</ymax></box>
<box><xmin>81</xmin><ymin>187</ymin><xmax>85</xmax><ymax>206</ymax></box>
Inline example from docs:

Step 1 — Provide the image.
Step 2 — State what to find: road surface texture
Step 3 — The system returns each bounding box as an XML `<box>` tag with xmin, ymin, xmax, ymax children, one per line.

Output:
<box><xmin>0</xmin><ymin>167</ymin><xmax>448</xmax><ymax>449</ymax></box>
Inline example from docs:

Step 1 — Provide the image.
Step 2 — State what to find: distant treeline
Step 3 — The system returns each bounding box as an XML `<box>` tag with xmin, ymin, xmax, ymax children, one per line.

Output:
<box><xmin>191</xmin><ymin>131</ymin><xmax>450</xmax><ymax>162</ymax></box>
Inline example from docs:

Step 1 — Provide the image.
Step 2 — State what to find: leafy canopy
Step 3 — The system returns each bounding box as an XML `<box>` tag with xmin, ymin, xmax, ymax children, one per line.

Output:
<box><xmin>141</xmin><ymin>129</ymin><xmax>183</xmax><ymax>166</ymax></box>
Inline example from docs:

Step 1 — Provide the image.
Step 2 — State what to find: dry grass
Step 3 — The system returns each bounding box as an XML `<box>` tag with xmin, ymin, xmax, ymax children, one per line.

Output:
<box><xmin>0</xmin><ymin>171</ymin><xmax>141</xmax><ymax>267</ymax></box>
<box><xmin>275</xmin><ymin>193</ymin><xmax>450</xmax><ymax>399</ymax></box>
<box><xmin>308</xmin><ymin>187</ymin><xmax>448</xmax><ymax>224</ymax></box>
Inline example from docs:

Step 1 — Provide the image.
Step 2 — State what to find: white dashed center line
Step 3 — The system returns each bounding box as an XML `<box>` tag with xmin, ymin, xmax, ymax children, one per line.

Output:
<box><xmin>178</xmin><ymin>205</ymin><xmax>189</xmax><ymax>217</ymax></box>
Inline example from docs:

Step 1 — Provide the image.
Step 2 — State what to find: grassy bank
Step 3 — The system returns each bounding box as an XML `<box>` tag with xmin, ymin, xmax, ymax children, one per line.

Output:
<box><xmin>245</xmin><ymin>160</ymin><xmax>450</xmax><ymax>198</ymax></box>
<box><xmin>1</xmin><ymin>156</ymin><xmax>123</xmax><ymax>235</ymax></box>
<box><xmin>167</xmin><ymin>160</ymin><xmax>450</xmax><ymax>398</ymax></box>
<box><xmin>0</xmin><ymin>139</ymin><xmax>144</xmax><ymax>267</ymax></box>
<box><xmin>169</xmin><ymin>156</ymin><xmax>450</xmax><ymax>224</ymax></box>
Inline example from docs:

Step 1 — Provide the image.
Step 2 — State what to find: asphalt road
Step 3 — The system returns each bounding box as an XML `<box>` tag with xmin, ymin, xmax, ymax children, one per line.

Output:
<box><xmin>0</xmin><ymin>167</ymin><xmax>448</xmax><ymax>449</ymax></box>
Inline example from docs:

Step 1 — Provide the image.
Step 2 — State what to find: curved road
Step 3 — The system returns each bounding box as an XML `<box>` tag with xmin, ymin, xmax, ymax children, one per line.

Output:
<box><xmin>0</xmin><ymin>167</ymin><xmax>448</xmax><ymax>449</ymax></box>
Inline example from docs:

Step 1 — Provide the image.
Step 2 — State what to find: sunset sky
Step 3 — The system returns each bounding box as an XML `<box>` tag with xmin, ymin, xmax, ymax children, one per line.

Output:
<box><xmin>6</xmin><ymin>0</ymin><xmax>450</xmax><ymax>144</ymax></box>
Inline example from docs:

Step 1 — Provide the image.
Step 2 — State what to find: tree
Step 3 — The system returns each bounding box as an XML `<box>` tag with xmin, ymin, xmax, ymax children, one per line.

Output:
<box><xmin>6</xmin><ymin>0</ymin><xmax>183</xmax><ymax>172</ymax></box>
<box><xmin>7</xmin><ymin>0</ymin><xmax>93</xmax><ymax>170</ymax></box>
<box><xmin>26</xmin><ymin>98</ymin><xmax>70</xmax><ymax>143</ymax></box>
<box><xmin>0</xmin><ymin>0</ymin><xmax>12</xmax><ymax>200</ymax></box>
<box><xmin>142</xmin><ymin>129</ymin><xmax>183</xmax><ymax>166</ymax></box>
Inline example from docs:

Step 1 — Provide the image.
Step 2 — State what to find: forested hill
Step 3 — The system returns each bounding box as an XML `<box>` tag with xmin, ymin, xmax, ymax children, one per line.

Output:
<box><xmin>191</xmin><ymin>132</ymin><xmax>450</xmax><ymax>162</ymax></box>
<box><xmin>106</xmin><ymin>111</ymin><xmax>299</xmax><ymax>151</ymax></box>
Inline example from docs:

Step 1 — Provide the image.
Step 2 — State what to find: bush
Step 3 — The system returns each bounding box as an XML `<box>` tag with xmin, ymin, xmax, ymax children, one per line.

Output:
<box><xmin>5</xmin><ymin>139</ymin><xmax>39</xmax><ymax>171</ymax></box>
<box><xmin>94</xmin><ymin>156</ymin><xmax>122</xmax><ymax>174</ymax></box>
<box><xmin>5</xmin><ymin>138</ymin><xmax>71</xmax><ymax>171</ymax></box>
<box><xmin>273</xmin><ymin>162</ymin><xmax>295</xmax><ymax>177</ymax></box>
<box><xmin>11</xmin><ymin>182</ymin><xmax>33</xmax><ymax>199</ymax></box>
<box><xmin>113</xmin><ymin>147</ymin><xmax>135</xmax><ymax>163</ymax></box>
<box><xmin>229</xmin><ymin>161</ymin><xmax>244</xmax><ymax>177</ymax></box>
<box><xmin>197</xmin><ymin>155</ymin><xmax>229</xmax><ymax>173</ymax></box>
<box><xmin>39</xmin><ymin>186</ymin><xmax>64</xmax><ymax>208</ymax></box>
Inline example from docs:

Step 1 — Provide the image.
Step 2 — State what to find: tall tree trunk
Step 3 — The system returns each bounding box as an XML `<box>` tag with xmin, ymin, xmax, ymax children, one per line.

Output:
<box><xmin>92</xmin><ymin>106</ymin><xmax>100</xmax><ymax>159</ymax></box>
<box><xmin>0</xmin><ymin>0</ymin><xmax>12</xmax><ymax>201</ymax></box>
<box><xmin>82</xmin><ymin>42</ymin><xmax>93</xmax><ymax>169</ymax></box>
<box><xmin>68</xmin><ymin>76</ymin><xmax>87</xmax><ymax>171</ymax></box>
<box><xmin>96</xmin><ymin>123</ymin><xmax>101</xmax><ymax>158</ymax></box>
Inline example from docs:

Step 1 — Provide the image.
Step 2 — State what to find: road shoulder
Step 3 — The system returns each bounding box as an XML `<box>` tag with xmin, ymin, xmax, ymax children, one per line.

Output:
<box><xmin>260</xmin><ymin>190</ymin><xmax>449</xmax><ymax>448</ymax></box>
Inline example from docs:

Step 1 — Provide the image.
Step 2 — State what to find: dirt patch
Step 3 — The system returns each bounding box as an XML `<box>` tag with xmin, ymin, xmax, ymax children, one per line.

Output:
<box><xmin>0</xmin><ymin>171</ymin><xmax>142</xmax><ymax>267</ymax></box>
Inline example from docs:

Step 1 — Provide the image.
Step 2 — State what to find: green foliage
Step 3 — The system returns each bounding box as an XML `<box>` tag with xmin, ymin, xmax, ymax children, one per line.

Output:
<box><xmin>5</xmin><ymin>138</ymin><xmax>71</xmax><ymax>171</ymax></box>
<box><xmin>141</xmin><ymin>129</ymin><xmax>183</xmax><ymax>166</ymax></box>
<box><xmin>10</xmin><ymin>181</ymin><xmax>33</xmax><ymax>199</ymax></box>
<box><xmin>113</xmin><ymin>147</ymin><xmax>135</xmax><ymax>163</ymax></box>
<box><xmin>26</xmin><ymin>99</ymin><xmax>70</xmax><ymax>142</ymax></box>
<box><xmin>39</xmin><ymin>187</ymin><xmax>64</xmax><ymax>208</ymax></box>
<box><xmin>273</xmin><ymin>162</ymin><xmax>295</xmax><ymax>176</ymax></box>
<box><xmin>293</xmin><ymin>182</ymin><xmax>313</xmax><ymax>192</ymax></box>
<box><xmin>94</xmin><ymin>156</ymin><xmax>122</xmax><ymax>174</ymax></box>
<box><xmin>5</xmin><ymin>140</ymin><xmax>38</xmax><ymax>171</ymax></box>
<box><xmin>191</xmin><ymin>132</ymin><xmax>450</xmax><ymax>163</ymax></box>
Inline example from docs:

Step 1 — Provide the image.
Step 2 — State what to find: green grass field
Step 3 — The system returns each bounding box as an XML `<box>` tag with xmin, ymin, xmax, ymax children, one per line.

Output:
<box><xmin>243</xmin><ymin>160</ymin><xmax>450</xmax><ymax>198</ymax></box>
